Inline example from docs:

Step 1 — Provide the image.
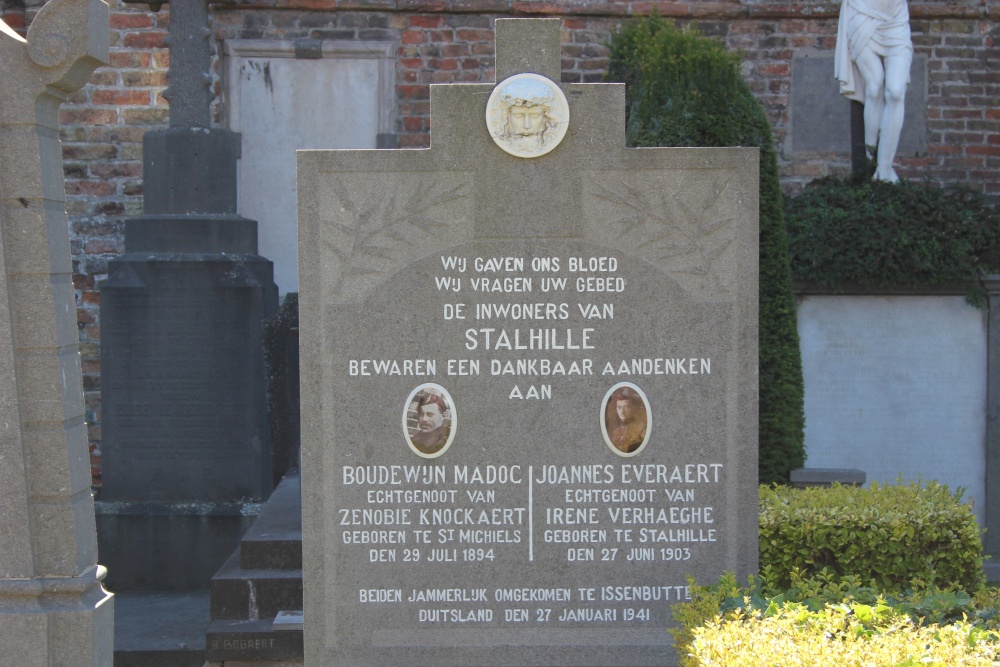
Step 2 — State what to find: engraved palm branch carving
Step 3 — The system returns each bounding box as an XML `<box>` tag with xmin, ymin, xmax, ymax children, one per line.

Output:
<box><xmin>321</xmin><ymin>176</ymin><xmax>469</xmax><ymax>295</ymax></box>
<box><xmin>592</xmin><ymin>175</ymin><xmax>736</xmax><ymax>294</ymax></box>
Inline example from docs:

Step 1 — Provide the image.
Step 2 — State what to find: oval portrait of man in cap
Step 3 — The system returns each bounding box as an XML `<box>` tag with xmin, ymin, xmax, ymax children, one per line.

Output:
<box><xmin>600</xmin><ymin>382</ymin><xmax>651</xmax><ymax>457</ymax></box>
<box><xmin>403</xmin><ymin>383</ymin><xmax>456</xmax><ymax>459</ymax></box>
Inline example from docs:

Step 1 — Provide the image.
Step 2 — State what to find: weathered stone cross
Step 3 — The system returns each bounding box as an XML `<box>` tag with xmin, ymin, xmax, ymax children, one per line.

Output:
<box><xmin>159</xmin><ymin>0</ymin><xmax>213</xmax><ymax>129</ymax></box>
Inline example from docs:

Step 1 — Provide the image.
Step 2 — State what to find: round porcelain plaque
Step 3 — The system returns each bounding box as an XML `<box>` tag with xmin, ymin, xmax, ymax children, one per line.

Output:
<box><xmin>485</xmin><ymin>73</ymin><xmax>569</xmax><ymax>158</ymax></box>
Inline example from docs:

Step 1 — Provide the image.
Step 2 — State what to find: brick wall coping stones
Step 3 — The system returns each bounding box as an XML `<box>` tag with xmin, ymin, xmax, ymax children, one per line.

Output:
<box><xmin>120</xmin><ymin>0</ymin><xmax>1000</xmax><ymax>21</ymax></box>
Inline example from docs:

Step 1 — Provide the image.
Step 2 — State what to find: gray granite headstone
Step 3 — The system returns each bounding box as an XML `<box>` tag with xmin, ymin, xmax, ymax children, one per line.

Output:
<box><xmin>298</xmin><ymin>19</ymin><xmax>758</xmax><ymax>667</ymax></box>
<box><xmin>788</xmin><ymin>50</ymin><xmax>927</xmax><ymax>157</ymax></box>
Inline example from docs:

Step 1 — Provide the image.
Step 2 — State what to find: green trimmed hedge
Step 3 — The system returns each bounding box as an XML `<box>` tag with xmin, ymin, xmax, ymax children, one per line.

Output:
<box><xmin>670</xmin><ymin>573</ymin><xmax>1000</xmax><ymax>667</ymax></box>
<box><xmin>672</xmin><ymin>573</ymin><xmax>1000</xmax><ymax>667</ymax></box>
<box><xmin>606</xmin><ymin>17</ymin><xmax>804</xmax><ymax>484</ymax></box>
<box><xmin>672</xmin><ymin>482</ymin><xmax>989</xmax><ymax>665</ymax></box>
<box><xmin>760</xmin><ymin>481</ymin><xmax>984</xmax><ymax>592</ymax></box>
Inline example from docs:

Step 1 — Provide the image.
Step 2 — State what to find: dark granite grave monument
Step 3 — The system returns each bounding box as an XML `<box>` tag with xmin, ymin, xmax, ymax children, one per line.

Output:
<box><xmin>298</xmin><ymin>19</ymin><xmax>758</xmax><ymax>667</ymax></box>
<box><xmin>205</xmin><ymin>471</ymin><xmax>304</xmax><ymax>663</ymax></box>
<box><xmin>97</xmin><ymin>0</ymin><xmax>278</xmax><ymax>590</ymax></box>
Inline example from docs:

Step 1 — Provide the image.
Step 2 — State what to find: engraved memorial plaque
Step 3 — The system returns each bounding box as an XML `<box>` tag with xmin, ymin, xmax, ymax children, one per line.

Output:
<box><xmin>299</xmin><ymin>19</ymin><xmax>759</xmax><ymax>667</ymax></box>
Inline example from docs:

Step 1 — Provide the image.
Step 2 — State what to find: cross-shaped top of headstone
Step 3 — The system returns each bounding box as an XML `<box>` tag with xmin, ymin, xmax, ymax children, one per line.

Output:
<box><xmin>298</xmin><ymin>19</ymin><xmax>760</xmax><ymax>667</ymax></box>
<box><xmin>160</xmin><ymin>0</ymin><xmax>213</xmax><ymax>128</ymax></box>
<box><xmin>120</xmin><ymin>0</ymin><xmax>217</xmax><ymax>126</ymax></box>
<box><xmin>299</xmin><ymin>18</ymin><xmax>757</xmax><ymax>306</ymax></box>
<box><xmin>137</xmin><ymin>0</ymin><xmax>245</xmax><ymax>215</ymax></box>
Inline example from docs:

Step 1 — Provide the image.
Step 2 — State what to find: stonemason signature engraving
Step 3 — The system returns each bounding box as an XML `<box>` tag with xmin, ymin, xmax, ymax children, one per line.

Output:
<box><xmin>486</xmin><ymin>73</ymin><xmax>569</xmax><ymax>158</ymax></box>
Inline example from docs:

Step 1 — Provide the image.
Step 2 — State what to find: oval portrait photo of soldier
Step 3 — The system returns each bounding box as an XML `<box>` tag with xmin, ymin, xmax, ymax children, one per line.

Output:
<box><xmin>601</xmin><ymin>382</ymin><xmax>651</xmax><ymax>457</ymax></box>
<box><xmin>403</xmin><ymin>383</ymin><xmax>456</xmax><ymax>459</ymax></box>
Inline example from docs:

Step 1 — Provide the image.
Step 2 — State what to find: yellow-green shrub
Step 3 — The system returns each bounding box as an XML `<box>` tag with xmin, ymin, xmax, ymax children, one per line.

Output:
<box><xmin>670</xmin><ymin>574</ymin><xmax>1000</xmax><ymax>667</ymax></box>
<box><xmin>686</xmin><ymin>602</ymin><xmax>1000</xmax><ymax>667</ymax></box>
<box><xmin>760</xmin><ymin>481</ymin><xmax>984</xmax><ymax>592</ymax></box>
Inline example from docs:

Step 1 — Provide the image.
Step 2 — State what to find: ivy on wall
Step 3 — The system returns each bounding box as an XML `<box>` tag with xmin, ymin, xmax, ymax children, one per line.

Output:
<box><xmin>786</xmin><ymin>177</ymin><xmax>1000</xmax><ymax>307</ymax></box>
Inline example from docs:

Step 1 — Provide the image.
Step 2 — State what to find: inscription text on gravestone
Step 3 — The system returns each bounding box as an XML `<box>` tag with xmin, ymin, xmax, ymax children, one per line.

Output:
<box><xmin>299</xmin><ymin>18</ymin><xmax>758</xmax><ymax>667</ymax></box>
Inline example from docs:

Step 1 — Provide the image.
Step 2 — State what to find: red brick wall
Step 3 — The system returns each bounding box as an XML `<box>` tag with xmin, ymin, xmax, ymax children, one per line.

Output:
<box><xmin>919</xmin><ymin>16</ymin><xmax>999</xmax><ymax>186</ymax></box>
<box><xmin>2</xmin><ymin>0</ymin><xmax>997</xmax><ymax>488</ymax></box>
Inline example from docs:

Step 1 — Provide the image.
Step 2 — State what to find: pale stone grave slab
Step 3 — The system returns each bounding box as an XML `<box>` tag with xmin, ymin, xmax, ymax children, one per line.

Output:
<box><xmin>226</xmin><ymin>39</ymin><xmax>398</xmax><ymax>294</ymax></box>
<box><xmin>0</xmin><ymin>0</ymin><xmax>113</xmax><ymax>664</ymax></box>
<box><xmin>299</xmin><ymin>19</ymin><xmax>758</xmax><ymax>667</ymax></box>
<box><xmin>798</xmin><ymin>295</ymin><xmax>986</xmax><ymax>521</ymax></box>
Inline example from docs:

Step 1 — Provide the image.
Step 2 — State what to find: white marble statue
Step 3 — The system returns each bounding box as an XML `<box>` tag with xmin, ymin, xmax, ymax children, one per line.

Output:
<box><xmin>835</xmin><ymin>0</ymin><xmax>913</xmax><ymax>181</ymax></box>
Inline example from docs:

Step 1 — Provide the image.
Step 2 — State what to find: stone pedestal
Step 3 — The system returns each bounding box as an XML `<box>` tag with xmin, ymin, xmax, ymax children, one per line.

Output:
<box><xmin>205</xmin><ymin>471</ymin><xmax>304</xmax><ymax>664</ymax></box>
<box><xmin>0</xmin><ymin>1</ymin><xmax>114</xmax><ymax>664</ymax></box>
<box><xmin>142</xmin><ymin>128</ymin><xmax>241</xmax><ymax>215</ymax></box>
<box><xmin>790</xmin><ymin>468</ymin><xmax>866</xmax><ymax>488</ymax></box>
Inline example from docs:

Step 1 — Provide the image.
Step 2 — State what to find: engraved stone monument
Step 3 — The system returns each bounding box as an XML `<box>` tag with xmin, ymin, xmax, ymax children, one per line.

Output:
<box><xmin>98</xmin><ymin>0</ymin><xmax>278</xmax><ymax>589</ymax></box>
<box><xmin>0</xmin><ymin>1</ymin><xmax>114</xmax><ymax>664</ymax></box>
<box><xmin>299</xmin><ymin>19</ymin><xmax>759</xmax><ymax>666</ymax></box>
